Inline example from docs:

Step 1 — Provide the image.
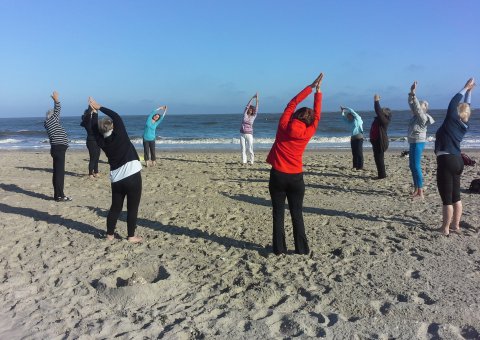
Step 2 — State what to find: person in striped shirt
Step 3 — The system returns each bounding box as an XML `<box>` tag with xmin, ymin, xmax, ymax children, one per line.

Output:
<box><xmin>44</xmin><ymin>91</ymin><xmax>72</xmax><ymax>202</ymax></box>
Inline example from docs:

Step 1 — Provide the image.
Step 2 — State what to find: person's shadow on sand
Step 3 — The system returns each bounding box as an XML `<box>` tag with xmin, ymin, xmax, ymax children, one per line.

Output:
<box><xmin>0</xmin><ymin>183</ymin><xmax>52</xmax><ymax>201</ymax></box>
<box><xmin>16</xmin><ymin>166</ymin><xmax>83</xmax><ymax>177</ymax></box>
<box><xmin>0</xmin><ymin>203</ymin><xmax>104</xmax><ymax>237</ymax></box>
<box><xmin>85</xmin><ymin>206</ymin><xmax>268</xmax><ymax>255</ymax></box>
<box><xmin>221</xmin><ymin>192</ymin><xmax>425</xmax><ymax>228</ymax></box>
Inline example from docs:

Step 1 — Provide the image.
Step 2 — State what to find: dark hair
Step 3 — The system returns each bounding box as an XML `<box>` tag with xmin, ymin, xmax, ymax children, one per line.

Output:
<box><xmin>382</xmin><ymin>108</ymin><xmax>392</xmax><ymax>116</ymax></box>
<box><xmin>247</xmin><ymin>105</ymin><xmax>256</xmax><ymax>116</ymax></box>
<box><xmin>292</xmin><ymin>107</ymin><xmax>314</xmax><ymax>126</ymax></box>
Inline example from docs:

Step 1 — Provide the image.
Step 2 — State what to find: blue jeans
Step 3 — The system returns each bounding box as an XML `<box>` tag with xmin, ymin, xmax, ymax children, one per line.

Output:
<box><xmin>409</xmin><ymin>142</ymin><xmax>425</xmax><ymax>188</ymax></box>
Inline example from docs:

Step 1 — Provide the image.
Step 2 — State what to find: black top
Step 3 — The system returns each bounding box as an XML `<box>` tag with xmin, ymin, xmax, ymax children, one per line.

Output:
<box><xmin>87</xmin><ymin>107</ymin><xmax>139</xmax><ymax>171</ymax></box>
<box><xmin>371</xmin><ymin>100</ymin><xmax>391</xmax><ymax>152</ymax></box>
<box><xmin>80</xmin><ymin>107</ymin><xmax>98</xmax><ymax>141</ymax></box>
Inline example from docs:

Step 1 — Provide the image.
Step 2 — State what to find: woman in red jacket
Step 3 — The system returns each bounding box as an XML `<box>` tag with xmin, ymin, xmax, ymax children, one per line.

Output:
<box><xmin>266</xmin><ymin>73</ymin><xmax>323</xmax><ymax>255</ymax></box>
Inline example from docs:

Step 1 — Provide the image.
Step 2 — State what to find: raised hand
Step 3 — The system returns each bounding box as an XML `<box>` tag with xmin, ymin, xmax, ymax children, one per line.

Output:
<box><xmin>89</xmin><ymin>97</ymin><xmax>101</xmax><ymax>110</ymax></box>
<box><xmin>410</xmin><ymin>81</ymin><xmax>417</xmax><ymax>94</ymax></box>
<box><xmin>374</xmin><ymin>94</ymin><xmax>380</xmax><ymax>101</ymax></box>
<box><xmin>311</xmin><ymin>73</ymin><xmax>324</xmax><ymax>88</ymax></box>
<box><xmin>51</xmin><ymin>91</ymin><xmax>59</xmax><ymax>102</ymax></box>
<box><xmin>464</xmin><ymin>78</ymin><xmax>476</xmax><ymax>91</ymax></box>
<box><xmin>316</xmin><ymin>73</ymin><xmax>324</xmax><ymax>91</ymax></box>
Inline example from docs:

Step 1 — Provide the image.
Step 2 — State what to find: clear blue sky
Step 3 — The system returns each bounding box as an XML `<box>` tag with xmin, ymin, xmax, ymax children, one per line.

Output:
<box><xmin>0</xmin><ymin>0</ymin><xmax>478</xmax><ymax>117</ymax></box>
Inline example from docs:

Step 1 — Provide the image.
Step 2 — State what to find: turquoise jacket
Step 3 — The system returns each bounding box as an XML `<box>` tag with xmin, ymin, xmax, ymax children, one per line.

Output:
<box><xmin>342</xmin><ymin>107</ymin><xmax>363</xmax><ymax>137</ymax></box>
<box><xmin>143</xmin><ymin>109</ymin><xmax>165</xmax><ymax>141</ymax></box>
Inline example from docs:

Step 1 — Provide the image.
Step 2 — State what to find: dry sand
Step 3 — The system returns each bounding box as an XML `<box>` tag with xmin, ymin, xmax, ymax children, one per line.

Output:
<box><xmin>0</xmin><ymin>149</ymin><xmax>479</xmax><ymax>339</ymax></box>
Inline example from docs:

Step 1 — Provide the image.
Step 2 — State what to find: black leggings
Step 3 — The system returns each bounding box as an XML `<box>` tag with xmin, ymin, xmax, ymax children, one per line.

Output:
<box><xmin>372</xmin><ymin>140</ymin><xmax>386</xmax><ymax>179</ymax></box>
<box><xmin>143</xmin><ymin>139</ymin><xmax>156</xmax><ymax>161</ymax></box>
<box><xmin>436</xmin><ymin>154</ymin><xmax>464</xmax><ymax>205</ymax></box>
<box><xmin>107</xmin><ymin>171</ymin><xmax>142</xmax><ymax>237</ymax></box>
<box><xmin>50</xmin><ymin>144</ymin><xmax>67</xmax><ymax>199</ymax></box>
<box><xmin>351</xmin><ymin>137</ymin><xmax>364</xmax><ymax>170</ymax></box>
<box><xmin>269</xmin><ymin>168</ymin><xmax>309</xmax><ymax>255</ymax></box>
<box><xmin>86</xmin><ymin>140</ymin><xmax>100</xmax><ymax>175</ymax></box>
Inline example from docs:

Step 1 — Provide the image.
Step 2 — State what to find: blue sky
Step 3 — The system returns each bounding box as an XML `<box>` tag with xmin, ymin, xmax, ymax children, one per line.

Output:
<box><xmin>0</xmin><ymin>0</ymin><xmax>479</xmax><ymax>117</ymax></box>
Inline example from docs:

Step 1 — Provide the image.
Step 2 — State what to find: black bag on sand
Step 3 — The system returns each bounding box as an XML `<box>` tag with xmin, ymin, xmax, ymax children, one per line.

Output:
<box><xmin>469</xmin><ymin>179</ymin><xmax>480</xmax><ymax>194</ymax></box>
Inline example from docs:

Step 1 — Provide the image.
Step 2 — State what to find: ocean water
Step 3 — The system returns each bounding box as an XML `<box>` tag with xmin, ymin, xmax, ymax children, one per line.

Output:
<box><xmin>1</xmin><ymin>109</ymin><xmax>479</xmax><ymax>151</ymax></box>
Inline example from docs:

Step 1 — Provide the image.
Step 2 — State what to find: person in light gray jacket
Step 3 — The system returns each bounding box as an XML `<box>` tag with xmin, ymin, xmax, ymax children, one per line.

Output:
<box><xmin>407</xmin><ymin>81</ymin><xmax>435</xmax><ymax>199</ymax></box>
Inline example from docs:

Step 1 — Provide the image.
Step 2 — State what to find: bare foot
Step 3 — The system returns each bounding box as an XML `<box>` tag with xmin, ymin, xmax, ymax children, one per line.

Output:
<box><xmin>152</xmin><ymin>160</ymin><xmax>157</xmax><ymax>166</ymax></box>
<box><xmin>450</xmin><ymin>226</ymin><xmax>461</xmax><ymax>233</ymax></box>
<box><xmin>106</xmin><ymin>234</ymin><xmax>114</xmax><ymax>241</ymax></box>
<box><xmin>89</xmin><ymin>174</ymin><xmax>95</xmax><ymax>179</ymax></box>
<box><xmin>436</xmin><ymin>227</ymin><xmax>449</xmax><ymax>236</ymax></box>
<box><xmin>127</xmin><ymin>236</ymin><xmax>143</xmax><ymax>243</ymax></box>
<box><xmin>94</xmin><ymin>173</ymin><xmax>101</xmax><ymax>177</ymax></box>
<box><xmin>413</xmin><ymin>189</ymin><xmax>424</xmax><ymax>200</ymax></box>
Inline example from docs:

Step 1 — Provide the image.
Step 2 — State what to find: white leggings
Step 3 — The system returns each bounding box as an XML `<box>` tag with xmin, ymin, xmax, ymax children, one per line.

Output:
<box><xmin>240</xmin><ymin>133</ymin><xmax>254</xmax><ymax>164</ymax></box>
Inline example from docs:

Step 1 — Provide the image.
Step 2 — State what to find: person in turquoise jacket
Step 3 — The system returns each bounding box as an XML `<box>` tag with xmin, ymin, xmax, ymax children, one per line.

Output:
<box><xmin>341</xmin><ymin>106</ymin><xmax>364</xmax><ymax>170</ymax></box>
<box><xmin>143</xmin><ymin>106</ymin><xmax>167</xmax><ymax>167</ymax></box>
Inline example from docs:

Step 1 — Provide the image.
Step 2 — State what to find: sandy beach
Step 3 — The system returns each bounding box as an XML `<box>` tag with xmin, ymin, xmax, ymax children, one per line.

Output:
<box><xmin>0</xmin><ymin>149</ymin><xmax>479</xmax><ymax>339</ymax></box>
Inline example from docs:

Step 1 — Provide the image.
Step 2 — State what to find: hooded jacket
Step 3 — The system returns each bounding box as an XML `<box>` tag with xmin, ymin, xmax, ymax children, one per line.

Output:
<box><xmin>266</xmin><ymin>86</ymin><xmax>322</xmax><ymax>174</ymax></box>
<box><xmin>407</xmin><ymin>93</ymin><xmax>435</xmax><ymax>143</ymax></box>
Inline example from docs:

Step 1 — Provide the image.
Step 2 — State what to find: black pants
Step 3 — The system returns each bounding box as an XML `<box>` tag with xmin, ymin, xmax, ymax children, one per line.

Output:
<box><xmin>86</xmin><ymin>140</ymin><xmax>100</xmax><ymax>175</ymax></box>
<box><xmin>107</xmin><ymin>171</ymin><xmax>142</xmax><ymax>237</ymax></box>
<box><xmin>351</xmin><ymin>138</ymin><xmax>364</xmax><ymax>170</ymax></box>
<box><xmin>436</xmin><ymin>154</ymin><xmax>464</xmax><ymax>205</ymax></box>
<box><xmin>143</xmin><ymin>139</ymin><xmax>156</xmax><ymax>161</ymax></box>
<box><xmin>269</xmin><ymin>168</ymin><xmax>309</xmax><ymax>255</ymax></box>
<box><xmin>372</xmin><ymin>140</ymin><xmax>386</xmax><ymax>179</ymax></box>
<box><xmin>50</xmin><ymin>144</ymin><xmax>67</xmax><ymax>199</ymax></box>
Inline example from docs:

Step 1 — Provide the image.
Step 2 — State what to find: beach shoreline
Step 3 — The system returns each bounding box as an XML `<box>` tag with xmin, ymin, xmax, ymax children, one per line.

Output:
<box><xmin>1</xmin><ymin>150</ymin><xmax>479</xmax><ymax>338</ymax></box>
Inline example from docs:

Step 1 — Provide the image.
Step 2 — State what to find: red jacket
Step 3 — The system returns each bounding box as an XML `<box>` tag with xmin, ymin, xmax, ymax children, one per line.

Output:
<box><xmin>266</xmin><ymin>86</ymin><xmax>322</xmax><ymax>174</ymax></box>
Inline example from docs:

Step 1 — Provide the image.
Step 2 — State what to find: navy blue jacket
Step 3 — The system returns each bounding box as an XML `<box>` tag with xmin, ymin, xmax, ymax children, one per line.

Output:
<box><xmin>434</xmin><ymin>92</ymin><xmax>469</xmax><ymax>155</ymax></box>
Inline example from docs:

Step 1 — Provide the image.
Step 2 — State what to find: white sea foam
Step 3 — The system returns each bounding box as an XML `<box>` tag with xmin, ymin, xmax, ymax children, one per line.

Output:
<box><xmin>0</xmin><ymin>138</ymin><xmax>22</xmax><ymax>144</ymax></box>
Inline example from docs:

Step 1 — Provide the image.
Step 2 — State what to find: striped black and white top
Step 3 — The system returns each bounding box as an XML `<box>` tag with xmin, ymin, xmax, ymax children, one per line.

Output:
<box><xmin>44</xmin><ymin>101</ymin><xmax>69</xmax><ymax>146</ymax></box>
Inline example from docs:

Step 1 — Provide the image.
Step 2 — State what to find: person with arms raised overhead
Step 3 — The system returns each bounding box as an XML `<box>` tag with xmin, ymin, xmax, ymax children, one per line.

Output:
<box><xmin>143</xmin><ymin>105</ymin><xmax>167</xmax><ymax>167</ymax></box>
<box><xmin>87</xmin><ymin>97</ymin><xmax>143</xmax><ymax>243</ymax></box>
<box><xmin>239</xmin><ymin>93</ymin><xmax>259</xmax><ymax>165</ymax></box>
<box><xmin>369</xmin><ymin>94</ymin><xmax>392</xmax><ymax>179</ymax></box>
<box><xmin>340</xmin><ymin>106</ymin><xmax>364</xmax><ymax>170</ymax></box>
<box><xmin>266</xmin><ymin>73</ymin><xmax>323</xmax><ymax>255</ymax></box>
<box><xmin>81</xmin><ymin>106</ymin><xmax>101</xmax><ymax>178</ymax></box>
<box><xmin>44</xmin><ymin>91</ymin><xmax>72</xmax><ymax>202</ymax></box>
<box><xmin>407</xmin><ymin>81</ymin><xmax>435</xmax><ymax>199</ymax></box>
<box><xmin>434</xmin><ymin>78</ymin><xmax>475</xmax><ymax>236</ymax></box>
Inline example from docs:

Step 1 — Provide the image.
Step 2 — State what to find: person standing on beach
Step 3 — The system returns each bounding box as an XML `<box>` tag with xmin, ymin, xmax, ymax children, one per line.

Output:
<box><xmin>340</xmin><ymin>106</ymin><xmax>364</xmax><ymax>170</ymax></box>
<box><xmin>81</xmin><ymin>106</ymin><xmax>101</xmax><ymax>178</ymax></box>
<box><xmin>407</xmin><ymin>81</ymin><xmax>435</xmax><ymax>199</ymax></box>
<box><xmin>143</xmin><ymin>106</ymin><xmax>167</xmax><ymax>167</ymax></box>
<box><xmin>369</xmin><ymin>94</ymin><xmax>391</xmax><ymax>179</ymax></box>
<box><xmin>434</xmin><ymin>78</ymin><xmax>475</xmax><ymax>236</ymax></box>
<box><xmin>44</xmin><ymin>91</ymin><xmax>72</xmax><ymax>202</ymax></box>
<box><xmin>266</xmin><ymin>73</ymin><xmax>323</xmax><ymax>255</ymax></box>
<box><xmin>87</xmin><ymin>97</ymin><xmax>143</xmax><ymax>243</ymax></box>
<box><xmin>240</xmin><ymin>93</ymin><xmax>259</xmax><ymax>165</ymax></box>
